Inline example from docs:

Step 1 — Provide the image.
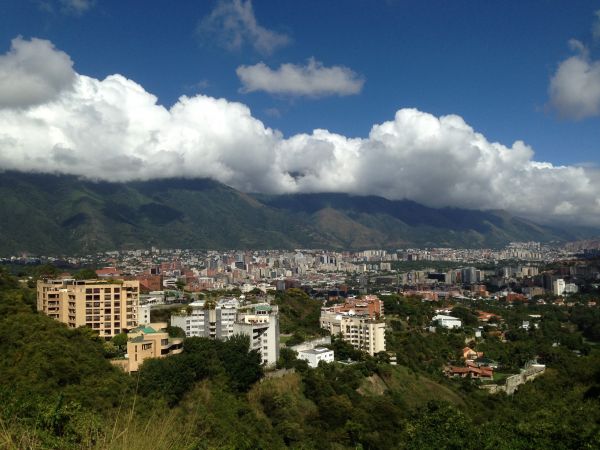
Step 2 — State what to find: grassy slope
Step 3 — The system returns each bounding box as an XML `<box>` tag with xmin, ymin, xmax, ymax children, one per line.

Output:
<box><xmin>358</xmin><ymin>365</ymin><xmax>465</xmax><ymax>408</ymax></box>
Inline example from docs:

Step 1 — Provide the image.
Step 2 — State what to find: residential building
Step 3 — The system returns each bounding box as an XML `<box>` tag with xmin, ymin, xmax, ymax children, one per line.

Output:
<box><xmin>123</xmin><ymin>322</ymin><xmax>183</xmax><ymax>372</ymax></box>
<box><xmin>137</xmin><ymin>304</ymin><xmax>151</xmax><ymax>325</ymax></box>
<box><xmin>37</xmin><ymin>278</ymin><xmax>139</xmax><ymax>339</ymax></box>
<box><xmin>297</xmin><ymin>347</ymin><xmax>335</xmax><ymax>368</ymax></box>
<box><xmin>444</xmin><ymin>364</ymin><xmax>493</xmax><ymax>380</ymax></box>
<box><xmin>553</xmin><ymin>278</ymin><xmax>566</xmax><ymax>296</ymax></box>
<box><xmin>328</xmin><ymin>295</ymin><xmax>384</xmax><ymax>318</ymax></box>
<box><xmin>233</xmin><ymin>304</ymin><xmax>280</xmax><ymax>367</ymax></box>
<box><xmin>564</xmin><ymin>283</ymin><xmax>579</xmax><ymax>294</ymax></box>
<box><xmin>320</xmin><ymin>310</ymin><xmax>386</xmax><ymax>356</ymax></box>
<box><xmin>432</xmin><ymin>314</ymin><xmax>462</xmax><ymax>329</ymax></box>
<box><xmin>170</xmin><ymin>297</ymin><xmax>239</xmax><ymax>339</ymax></box>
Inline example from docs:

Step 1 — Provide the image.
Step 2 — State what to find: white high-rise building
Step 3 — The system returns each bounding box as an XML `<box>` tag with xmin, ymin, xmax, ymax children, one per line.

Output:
<box><xmin>137</xmin><ymin>304</ymin><xmax>152</xmax><ymax>325</ymax></box>
<box><xmin>553</xmin><ymin>278</ymin><xmax>566</xmax><ymax>296</ymax></box>
<box><xmin>171</xmin><ymin>298</ymin><xmax>239</xmax><ymax>339</ymax></box>
<box><xmin>233</xmin><ymin>304</ymin><xmax>280</xmax><ymax>367</ymax></box>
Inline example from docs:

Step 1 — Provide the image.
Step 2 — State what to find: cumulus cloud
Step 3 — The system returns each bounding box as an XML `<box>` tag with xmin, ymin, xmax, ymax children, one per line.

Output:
<box><xmin>593</xmin><ymin>10</ymin><xmax>600</xmax><ymax>41</ymax></box>
<box><xmin>237</xmin><ymin>58</ymin><xmax>365</xmax><ymax>97</ymax></box>
<box><xmin>549</xmin><ymin>11</ymin><xmax>600</xmax><ymax>119</ymax></box>
<box><xmin>0</xmin><ymin>37</ymin><xmax>76</xmax><ymax>108</ymax></box>
<box><xmin>198</xmin><ymin>0</ymin><xmax>289</xmax><ymax>55</ymax></box>
<box><xmin>1</xmin><ymin>37</ymin><xmax>600</xmax><ymax>225</ymax></box>
<box><xmin>549</xmin><ymin>40</ymin><xmax>600</xmax><ymax>119</ymax></box>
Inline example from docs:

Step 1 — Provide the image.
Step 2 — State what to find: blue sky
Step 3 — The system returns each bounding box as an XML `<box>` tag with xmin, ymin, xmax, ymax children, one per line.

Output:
<box><xmin>2</xmin><ymin>0</ymin><xmax>598</xmax><ymax>165</ymax></box>
<box><xmin>1</xmin><ymin>0</ymin><xmax>600</xmax><ymax>224</ymax></box>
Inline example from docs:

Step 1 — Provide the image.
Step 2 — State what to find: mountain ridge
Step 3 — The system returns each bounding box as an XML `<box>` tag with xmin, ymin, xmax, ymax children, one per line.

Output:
<box><xmin>0</xmin><ymin>171</ymin><xmax>596</xmax><ymax>254</ymax></box>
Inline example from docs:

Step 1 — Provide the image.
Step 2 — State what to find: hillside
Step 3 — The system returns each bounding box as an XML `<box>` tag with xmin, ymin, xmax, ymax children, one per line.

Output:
<box><xmin>258</xmin><ymin>193</ymin><xmax>587</xmax><ymax>248</ymax></box>
<box><xmin>0</xmin><ymin>171</ymin><xmax>596</xmax><ymax>254</ymax></box>
<box><xmin>0</xmin><ymin>172</ymin><xmax>316</xmax><ymax>254</ymax></box>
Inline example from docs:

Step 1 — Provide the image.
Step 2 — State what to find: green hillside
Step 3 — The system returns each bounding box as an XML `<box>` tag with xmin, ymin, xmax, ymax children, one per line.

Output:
<box><xmin>0</xmin><ymin>171</ymin><xmax>596</xmax><ymax>254</ymax></box>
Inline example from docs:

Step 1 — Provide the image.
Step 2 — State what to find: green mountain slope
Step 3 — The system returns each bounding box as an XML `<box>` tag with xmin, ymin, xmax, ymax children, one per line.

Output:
<box><xmin>0</xmin><ymin>172</ymin><xmax>316</xmax><ymax>254</ymax></box>
<box><xmin>0</xmin><ymin>171</ymin><xmax>596</xmax><ymax>254</ymax></box>
<box><xmin>258</xmin><ymin>193</ymin><xmax>592</xmax><ymax>248</ymax></box>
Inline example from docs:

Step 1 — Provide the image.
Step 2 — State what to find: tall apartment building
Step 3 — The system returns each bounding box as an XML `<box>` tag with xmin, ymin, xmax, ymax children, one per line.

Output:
<box><xmin>319</xmin><ymin>295</ymin><xmax>386</xmax><ymax>356</ymax></box>
<box><xmin>233</xmin><ymin>304</ymin><xmax>280</xmax><ymax>367</ymax></box>
<box><xmin>553</xmin><ymin>278</ymin><xmax>566</xmax><ymax>296</ymax></box>
<box><xmin>37</xmin><ymin>278</ymin><xmax>139</xmax><ymax>339</ymax></box>
<box><xmin>320</xmin><ymin>311</ymin><xmax>386</xmax><ymax>356</ymax></box>
<box><xmin>170</xmin><ymin>298</ymin><xmax>239</xmax><ymax>339</ymax></box>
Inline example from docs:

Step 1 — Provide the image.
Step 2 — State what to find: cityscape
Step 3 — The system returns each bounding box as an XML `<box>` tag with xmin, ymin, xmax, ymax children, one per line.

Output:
<box><xmin>1</xmin><ymin>1</ymin><xmax>600</xmax><ymax>449</ymax></box>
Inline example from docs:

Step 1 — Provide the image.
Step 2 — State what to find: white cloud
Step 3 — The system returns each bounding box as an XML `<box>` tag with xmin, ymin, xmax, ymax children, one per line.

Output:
<box><xmin>549</xmin><ymin>11</ymin><xmax>600</xmax><ymax>120</ymax></box>
<box><xmin>237</xmin><ymin>58</ymin><xmax>365</xmax><ymax>97</ymax></box>
<box><xmin>1</xmin><ymin>38</ymin><xmax>600</xmax><ymax>225</ymax></box>
<box><xmin>38</xmin><ymin>0</ymin><xmax>95</xmax><ymax>15</ymax></box>
<box><xmin>0</xmin><ymin>37</ymin><xmax>76</xmax><ymax>108</ymax></box>
<box><xmin>549</xmin><ymin>41</ymin><xmax>600</xmax><ymax>119</ymax></box>
<box><xmin>61</xmin><ymin>0</ymin><xmax>95</xmax><ymax>14</ymax></box>
<box><xmin>198</xmin><ymin>0</ymin><xmax>289</xmax><ymax>55</ymax></box>
<box><xmin>593</xmin><ymin>10</ymin><xmax>600</xmax><ymax>41</ymax></box>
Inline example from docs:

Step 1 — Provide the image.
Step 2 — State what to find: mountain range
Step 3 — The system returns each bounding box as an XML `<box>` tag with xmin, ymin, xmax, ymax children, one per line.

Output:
<box><xmin>0</xmin><ymin>171</ymin><xmax>596</xmax><ymax>255</ymax></box>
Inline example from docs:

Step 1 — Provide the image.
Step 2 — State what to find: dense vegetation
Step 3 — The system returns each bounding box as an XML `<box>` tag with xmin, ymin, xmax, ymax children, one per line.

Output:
<box><xmin>274</xmin><ymin>288</ymin><xmax>326</xmax><ymax>345</ymax></box>
<box><xmin>1</xmin><ymin>270</ymin><xmax>599</xmax><ymax>448</ymax></box>
<box><xmin>1</xmin><ymin>171</ymin><xmax>593</xmax><ymax>255</ymax></box>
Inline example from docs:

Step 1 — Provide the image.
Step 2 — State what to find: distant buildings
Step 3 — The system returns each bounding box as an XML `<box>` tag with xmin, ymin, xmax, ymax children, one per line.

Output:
<box><xmin>37</xmin><ymin>278</ymin><xmax>139</xmax><ymax>338</ymax></box>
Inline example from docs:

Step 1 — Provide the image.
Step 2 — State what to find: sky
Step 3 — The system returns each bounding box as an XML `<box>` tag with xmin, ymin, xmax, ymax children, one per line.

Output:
<box><xmin>1</xmin><ymin>0</ymin><xmax>600</xmax><ymax>225</ymax></box>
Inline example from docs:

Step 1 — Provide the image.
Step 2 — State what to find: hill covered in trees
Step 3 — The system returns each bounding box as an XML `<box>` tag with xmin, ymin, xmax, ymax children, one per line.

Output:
<box><xmin>1</xmin><ymin>268</ymin><xmax>600</xmax><ymax>448</ymax></box>
<box><xmin>0</xmin><ymin>171</ymin><xmax>596</xmax><ymax>255</ymax></box>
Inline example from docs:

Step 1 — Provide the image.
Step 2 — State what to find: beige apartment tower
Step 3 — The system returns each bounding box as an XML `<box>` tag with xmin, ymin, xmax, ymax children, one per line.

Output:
<box><xmin>37</xmin><ymin>278</ymin><xmax>139</xmax><ymax>338</ymax></box>
<box><xmin>320</xmin><ymin>311</ymin><xmax>386</xmax><ymax>356</ymax></box>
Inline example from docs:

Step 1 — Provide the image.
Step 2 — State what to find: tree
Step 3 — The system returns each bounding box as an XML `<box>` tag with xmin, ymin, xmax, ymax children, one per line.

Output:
<box><xmin>277</xmin><ymin>347</ymin><xmax>298</xmax><ymax>369</ymax></box>
<box><xmin>73</xmin><ymin>268</ymin><xmax>97</xmax><ymax>280</ymax></box>
<box><xmin>166</xmin><ymin>325</ymin><xmax>186</xmax><ymax>338</ymax></box>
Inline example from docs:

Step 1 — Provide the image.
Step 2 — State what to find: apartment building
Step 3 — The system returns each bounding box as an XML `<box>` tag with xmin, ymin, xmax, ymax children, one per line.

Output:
<box><xmin>170</xmin><ymin>298</ymin><xmax>239</xmax><ymax>339</ymax></box>
<box><xmin>233</xmin><ymin>304</ymin><xmax>279</xmax><ymax>367</ymax></box>
<box><xmin>320</xmin><ymin>310</ymin><xmax>386</xmax><ymax>356</ymax></box>
<box><xmin>37</xmin><ymin>278</ymin><xmax>139</xmax><ymax>339</ymax></box>
<box><xmin>328</xmin><ymin>295</ymin><xmax>384</xmax><ymax>318</ymax></box>
<box><xmin>124</xmin><ymin>322</ymin><xmax>183</xmax><ymax>372</ymax></box>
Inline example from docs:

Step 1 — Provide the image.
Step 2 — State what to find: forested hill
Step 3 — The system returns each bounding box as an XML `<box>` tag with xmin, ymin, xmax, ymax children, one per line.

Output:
<box><xmin>0</xmin><ymin>171</ymin><xmax>595</xmax><ymax>254</ymax></box>
<box><xmin>1</xmin><ymin>269</ymin><xmax>600</xmax><ymax>448</ymax></box>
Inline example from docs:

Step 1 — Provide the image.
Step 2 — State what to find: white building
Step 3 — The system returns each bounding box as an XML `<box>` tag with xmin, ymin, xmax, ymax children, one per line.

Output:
<box><xmin>297</xmin><ymin>347</ymin><xmax>334</xmax><ymax>368</ymax></box>
<box><xmin>170</xmin><ymin>298</ymin><xmax>239</xmax><ymax>339</ymax></box>
<box><xmin>233</xmin><ymin>304</ymin><xmax>280</xmax><ymax>367</ymax></box>
<box><xmin>137</xmin><ymin>304</ymin><xmax>152</xmax><ymax>325</ymax></box>
<box><xmin>320</xmin><ymin>311</ymin><xmax>386</xmax><ymax>356</ymax></box>
<box><xmin>553</xmin><ymin>278</ymin><xmax>566</xmax><ymax>296</ymax></box>
<box><xmin>432</xmin><ymin>314</ymin><xmax>462</xmax><ymax>329</ymax></box>
<box><xmin>564</xmin><ymin>283</ymin><xmax>578</xmax><ymax>294</ymax></box>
